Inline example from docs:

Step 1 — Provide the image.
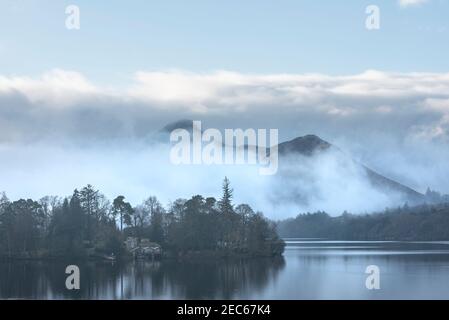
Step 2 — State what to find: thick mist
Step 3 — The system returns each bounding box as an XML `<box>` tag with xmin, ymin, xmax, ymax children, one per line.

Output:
<box><xmin>0</xmin><ymin>136</ymin><xmax>414</xmax><ymax>219</ymax></box>
<box><xmin>1</xmin><ymin>70</ymin><xmax>449</xmax><ymax>219</ymax></box>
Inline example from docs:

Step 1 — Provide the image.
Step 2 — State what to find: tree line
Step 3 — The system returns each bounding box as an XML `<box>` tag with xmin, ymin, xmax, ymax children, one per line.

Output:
<box><xmin>0</xmin><ymin>177</ymin><xmax>285</xmax><ymax>259</ymax></box>
<box><xmin>277</xmin><ymin>202</ymin><xmax>449</xmax><ymax>241</ymax></box>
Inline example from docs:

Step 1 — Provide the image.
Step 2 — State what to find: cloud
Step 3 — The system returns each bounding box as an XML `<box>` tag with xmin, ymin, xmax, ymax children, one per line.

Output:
<box><xmin>399</xmin><ymin>0</ymin><xmax>429</xmax><ymax>8</ymax></box>
<box><xmin>1</xmin><ymin>69</ymin><xmax>449</xmax><ymax>210</ymax></box>
<box><xmin>129</xmin><ymin>70</ymin><xmax>449</xmax><ymax>110</ymax></box>
<box><xmin>3</xmin><ymin>68</ymin><xmax>449</xmax><ymax>112</ymax></box>
<box><xmin>0</xmin><ymin>69</ymin><xmax>100</xmax><ymax>107</ymax></box>
<box><xmin>1</xmin><ymin>69</ymin><xmax>449</xmax><ymax>148</ymax></box>
<box><xmin>2</xmin><ymin>69</ymin><xmax>449</xmax><ymax>147</ymax></box>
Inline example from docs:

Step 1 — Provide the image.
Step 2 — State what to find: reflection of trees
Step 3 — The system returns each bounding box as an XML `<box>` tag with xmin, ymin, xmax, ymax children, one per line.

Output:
<box><xmin>128</xmin><ymin>257</ymin><xmax>285</xmax><ymax>299</ymax></box>
<box><xmin>0</xmin><ymin>257</ymin><xmax>285</xmax><ymax>299</ymax></box>
<box><xmin>0</xmin><ymin>261</ymin><xmax>122</xmax><ymax>299</ymax></box>
<box><xmin>108</xmin><ymin>257</ymin><xmax>286</xmax><ymax>299</ymax></box>
<box><xmin>0</xmin><ymin>261</ymin><xmax>49</xmax><ymax>299</ymax></box>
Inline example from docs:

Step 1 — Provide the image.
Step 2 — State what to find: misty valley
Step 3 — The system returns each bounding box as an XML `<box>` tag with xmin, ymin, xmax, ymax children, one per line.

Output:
<box><xmin>1</xmin><ymin>123</ymin><xmax>449</xmax><ymax>299</ymax></box>
<box><xmin>2</xmin><ymin>0</ymin><xmax>449</xmax><ymax>307</ymax></box>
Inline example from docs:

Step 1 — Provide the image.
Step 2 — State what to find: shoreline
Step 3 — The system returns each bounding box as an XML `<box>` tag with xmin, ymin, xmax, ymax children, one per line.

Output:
<box><xmin>0</xmin><ymin>251</ymin><xmax>284</xmax><ymax>263</ymax></box>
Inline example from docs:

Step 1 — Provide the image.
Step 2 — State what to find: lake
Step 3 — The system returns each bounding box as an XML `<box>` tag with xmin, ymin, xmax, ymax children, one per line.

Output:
<box><xmin>2</xmin><ymin>239</ymin><xmax>449</xmax><ymax>299</ymax></box>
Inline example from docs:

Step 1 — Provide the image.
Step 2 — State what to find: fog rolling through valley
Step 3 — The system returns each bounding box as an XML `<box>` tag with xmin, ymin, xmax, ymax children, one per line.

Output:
<box><xmin>0</xmin><ymin>125</ymin><xmax>426</xmax><ymax>219</ymax></box>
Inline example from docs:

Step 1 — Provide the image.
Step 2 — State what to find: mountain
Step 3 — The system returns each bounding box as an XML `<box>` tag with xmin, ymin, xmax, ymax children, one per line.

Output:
<box><xmin>278</xmin><ymin>135</ymin><xmax>425</xmax><ymax>205</ymax></box>
<box><xmin>161</xmin><ymin>119</ymin><xmax>198</xmax><ymax>134</ymax></box>
<box><xmin>278</xmin><ymin>134</ymin><xmax>332</xmax><ymax>156</ymax></box>
<box><xmin>161</xmin><ymin>120</ymin><xmax>425</xmax><ymax>207</ymax></box>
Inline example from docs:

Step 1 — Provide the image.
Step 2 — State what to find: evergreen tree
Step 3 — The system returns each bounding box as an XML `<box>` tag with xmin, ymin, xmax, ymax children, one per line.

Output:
<box><xmin>112</xmin><ymin>196</ymin><xmax>134</xmax><ymax>231</ymax></box>
<box><xmin>79</xmin><ymin>184</ymin><xmax>100</xmax><ymax>242</ymax></box>
<box><xmin>144</xmin><ymin>196</ymin><xmax>165</xmax><ymax>244</ymax></box>
<box><xmin>0</xmin><ymin>181</ymin><xmax>286</xmax><ymax>259</ymax></box>
<box><xmin>219</xmin><ymin>177</ymin><xmax>234</xmax><ymax>215</ymax></box>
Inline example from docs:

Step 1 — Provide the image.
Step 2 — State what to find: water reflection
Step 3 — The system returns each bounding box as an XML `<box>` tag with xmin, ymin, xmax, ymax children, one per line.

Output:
<box><xmin>0</xmin><ymin>257</ymin><xmax>286</xmax><ymax>300</ymax></box>
<box><xmin>4</xmin><ymin>240</ymin><xmax>449</xmax><ymax>299</ymax></box>
<box><xmin>277</xmin><ymin>240</ymin><xmax>449</xmax><ymax>300</ymax></box>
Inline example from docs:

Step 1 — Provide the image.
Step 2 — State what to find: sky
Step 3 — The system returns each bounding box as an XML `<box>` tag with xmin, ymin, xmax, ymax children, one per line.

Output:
<box><xmin>0</xmin><ymin>0</ymin><xmax>449</xmax><ymax>216</ymax></box>
<box><xmin>0</xmin><ymin>0</ymin><xmax>448</xmax><ymax>80</ymax></box>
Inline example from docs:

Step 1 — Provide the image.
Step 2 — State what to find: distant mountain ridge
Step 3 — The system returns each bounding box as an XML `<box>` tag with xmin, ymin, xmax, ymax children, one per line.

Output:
<box><xmin>278</xmin><ymin>134</ymin><xmax>332</xmax><ymax>156</ymax></box>
<box><xmin>161</xmin><ymin>119</ymin><xmax>198</xmax><ymax>133</ymax></box>
<box><xmin>278</xmin><ymin>134</ymin><xmax>425</xmax><ymax>204</ymax></box>
<box><xmin>162</xmin><ymin>120</ymin><xmax>426</xmax><ymax>205</ymax></box>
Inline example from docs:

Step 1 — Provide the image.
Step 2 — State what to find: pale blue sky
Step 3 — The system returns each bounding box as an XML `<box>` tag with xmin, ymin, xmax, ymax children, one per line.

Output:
<box><xmin>1</xmin><ymin>0</ymin><xmax>448</xmax><ymax>83</ymax></box>
<box><xmin>1</xmin><ymin>0</ymin><xmax>449</xmax><ymax>207</ymax></box>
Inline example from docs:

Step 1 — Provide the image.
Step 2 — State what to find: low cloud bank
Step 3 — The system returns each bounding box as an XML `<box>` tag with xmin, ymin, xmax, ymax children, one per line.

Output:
<box><xmin>1</xmin><ymin>69</ymin><xmax>449</xmax><ymax>217</ymax></box>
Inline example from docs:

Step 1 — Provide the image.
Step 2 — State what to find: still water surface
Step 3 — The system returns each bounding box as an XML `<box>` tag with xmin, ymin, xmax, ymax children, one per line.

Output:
<box><xmin>2</xmin><ymin>240</ymin><xmax>449</xmax><ymax>299</ymax></box>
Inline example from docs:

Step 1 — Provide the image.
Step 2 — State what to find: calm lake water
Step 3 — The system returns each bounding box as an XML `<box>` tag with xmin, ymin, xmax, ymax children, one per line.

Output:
<box><xmin>3</xmin><ymin>239</ymin><xmax>449</xmax><ymax>299</ymax></box>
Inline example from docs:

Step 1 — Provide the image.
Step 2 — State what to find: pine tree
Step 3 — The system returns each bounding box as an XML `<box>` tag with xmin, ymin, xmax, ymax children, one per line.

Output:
<box><xmin>112</xmin><ymin>196</ymin><xmax>134</xmax><ymax>231</ymax></box>
<box><xmin>218</xmin><ymin>177</ymin><xmax>236</xmax><ymax>248</ymax></box>
<box><xmin>79</xmin><ymin>184</ymin><xmax>99</xmax><ymax>242</ymax></box>
<box><xmin>219</xmin><ymin>177</ymin><xmax>234</xmax><ymax>215</ymax></box>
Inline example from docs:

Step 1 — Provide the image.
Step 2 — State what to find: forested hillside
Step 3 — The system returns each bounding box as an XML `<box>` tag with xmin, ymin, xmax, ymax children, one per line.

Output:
<box><xmin>0</xmin><ymin>178</ymin><xmax>284</xmax><ymax>259</ymax></box>
<box><xmin>277</xmin><ymin>203</ymin><xmax>449</xmax><ymax>241</ymax></box>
